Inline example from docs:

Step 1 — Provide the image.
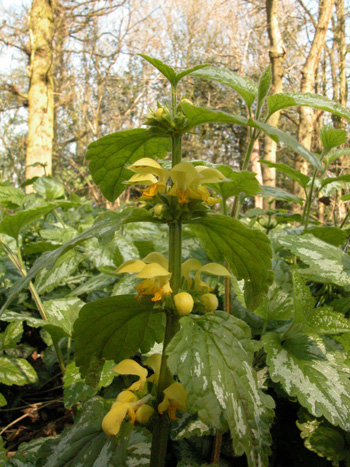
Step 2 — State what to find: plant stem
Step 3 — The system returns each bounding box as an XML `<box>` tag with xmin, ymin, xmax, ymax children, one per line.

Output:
<box><xmin>150</xmin><ymin>91</ymin><xmax>182</xmax><ymax>467</ymax></box>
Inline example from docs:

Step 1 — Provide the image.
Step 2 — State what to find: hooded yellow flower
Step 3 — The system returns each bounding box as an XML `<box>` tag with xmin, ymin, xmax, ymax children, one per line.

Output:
<box><xmin>168</xmin><ymin>162</ymin><xmax>226</xmax><ymax>205</ymax></box>
<box><xmin>126</xmin><ymin>158</ymin><xmax>169</xmax><ymax>198</ymax></box>
<box><xmin>116</xmin><ymin>253</ymin><xmax>172</xmax><ymax>302</ymax></box>
<box><xmin>158</xmin><ymin>382</ymin><xmax>187</xmax><ymax>420</ymax></box>
<box><xmin>113</xmin><ymin>359</ymin><xmax>148</xmax><ymax>392</ymax></box>
<box><xmin>181</xmin><ymin>260</ymin><xmax>230</xmax><ymax>292</ymax></box>
<box><xmin>145</xmin><ymin>353</ymin><xmax>162</xmax><ymax>385</ymax></box>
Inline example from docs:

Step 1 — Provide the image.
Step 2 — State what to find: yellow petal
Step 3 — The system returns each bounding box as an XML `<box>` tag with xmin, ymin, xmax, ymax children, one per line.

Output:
<box><xmin>169</xmin><ymin>162</ymin><xmax>199</xmax><ymax>192</ymax></box>
<box><xmin>181</xmin><ymin>259</ymin><xmax>202</xmax><ymax>279</ymax></box>
<box><xmin>128</xmin><ymin>158</ymin><xmax>163</xmax><ymax>172</ymax></box>
<box><xmin>158</xmin><ymin>395</ymin><xmax>170</xmax><ymax>415</ymax></box>
<box><xmin>137</xmin><ymin>263</ymin><xmax>171</xmax><ymax>279</ymax></box>
<box><xmin>116</xmin><ymin>390</ymin><xmax>138</xmax><ymax>403</ymax></box>
<box><xmin>125</xmin><ymin>173</ymin><xmax>158</xmax><ymax>185</ymax></box>
<box><xmin>135</xmin><ymin>404</ymin><xmax>155</xmax><ymax>424</ymax></box>
<box><xmin>143</xmin><ymin>252</ymin><xmax>169</xmax><ymax>270</ymax></box>
<box><xmin>145</xmin><ymin>354</ymin><xmax>162</xmax><ymax>385</ymax></box>
<box><xmin>113</xmin><ymin>359</ymin><xmax>148</xmax><ymax>392</ymax></box>
<box><xmin>102</xmin><ymin>403</ymin><xmax>129</xmax><ymax>436</ymax></box>
<box><xmin>163</xmin><ymin>382</ymin><xmax>187</xmax><ymax>412</ymax></box>
<box><xmin>116</xmin><ymin>260</ymin><xmax>146</xmax><ymax>274</ymax></box>
<box><xmin>197</xmin><ymin>263</ymin><xmax>231</xmax><ymax>277</ymax></box>
<box><xmin>195</xmin><ymin>166</ymin><xmax>227</xmax><ymax>184</ymax></box>
<box><xmin>200</xmin><ymin>293</ymin><xmax>219</xmax><ymax>312</ymax></box>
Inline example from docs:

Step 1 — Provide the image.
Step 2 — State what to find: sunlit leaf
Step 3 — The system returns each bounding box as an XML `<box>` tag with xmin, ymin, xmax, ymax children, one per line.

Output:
<box><xmin>0</xmin><ymin>356</ymin><xmax>37</xmax><ymax>386</ymax></box>
<box><xmin>207</xmin><ymin>167</ymin><xmax>261</xmax><ymax>201</ymax></box>
<box><xmin>33</xmin><ymin>177</ymin><xmax>65</xmax><ymax>200</ymax></box>
<box><xmin>259</xmin><ymin>161</ymin><xmax>310</xmax><ymax>189</ymax></box>
<box><xmin>320</xmin><ymin>124</ymin><xmax>348</xmax><ymax>152</ymax></box>
<box><xmin>257</xmin><ymin>65</ymin><xmax>272</xmax><ymax>108</ymax></box>
<box><xmin>0</xmin><ymin>186</ymin><xmax>25</xmax><ymax>208</ymax></box>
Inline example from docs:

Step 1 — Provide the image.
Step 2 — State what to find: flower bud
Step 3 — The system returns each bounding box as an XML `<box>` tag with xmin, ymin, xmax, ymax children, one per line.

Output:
<box><xmin>174</xmin><ymin>292</ymin><xmax>194</xmax><ymax>316</ymax></box>
<box><xmin>200</xmin><ymin>293</ymin><xmax>219</xmax><ymax>312</ymax></box>
<box><xmin>155</xmin><ymin>107</ymin><xmax>164</xmax><ymax>118</ymax></box>
<box><xmin>116</xmin><ymin>390</ymin><xmax>138</xmax><ymax>404</ymax></box>
<box><xmin>135</xmin><ymin>404</ymin><xmax>154</xmax><ymax>424</ymax></box>
<box><xmin>154</xmin><ymin>203</ymin><xmax>165</xmax><ymax>218</ymax></box>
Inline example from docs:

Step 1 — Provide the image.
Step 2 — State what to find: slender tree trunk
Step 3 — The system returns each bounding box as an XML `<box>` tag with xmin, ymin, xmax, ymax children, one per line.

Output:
<box><xmin>25</xmin><ymin>0</ymin><xmax>55</xmax><ymax>188</ymax></box>
<box><xmin>262</xmin><ymin>0</ymin><xmax>285</xmax><ymax>209</ymax></box>
<box><xmin>251</xmin><ymin>139</ymin><xmax>263</xmax><ymax>209</ymax></box>
<box><xmin>293</xmin><ymin>0</ymin><xmax>335</xmax><ymax>203</ymax></box>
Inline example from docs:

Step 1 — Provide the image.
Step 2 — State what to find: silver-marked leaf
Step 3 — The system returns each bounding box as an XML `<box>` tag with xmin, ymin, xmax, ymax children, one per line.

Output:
<box><xmin>38</xmin><ymin>397</ymin><xmax>151</xmax><ymax>467</ymax></box>
<box><xmin>305</xmin><ymin>226</ymin><xmax>348</xmax><ymax>247</ymax></box>
<box><xmin>325</xmin><ymin>148</ymin><xmax>350</xmax><ymax>167</ymax></box>
<box><xmin>297</xmin><ymin>410</ymin><xmax>350</xmax><ymax>464</ymax></box>
<box><xmin>263</xmin><ymin>332</ymin><xmax>350</xmax><ymax>430</ymax></box>
<box><xmin>171</xmin><ymin>414</ymin><xmax>212</xmax><ymax>441</ymax></box>
<box><xmin>35</xmin><ymin>249</ymin><xmax>84</xmax><ymax>294</ymax></box>
<box><xmin>191</xmin><ymin>67</ymin><xmax>258</xmax><ymax>107</ymax></box>
<box><xmin>253</xmin><ymin>285</ymin><xmax>293</xmax><ymax>322</ymax></box>
<box><xmin>259</xmin><ymin>185</ymin><xmax>304</xmax><ymax>204</ymax></box>
<box><xmin>42</xmin><ymin>297</ymin><xmax>85</xmax><ymax>340</ymax></box>
<box><xmin>167</xmin><ymin>311</ymin><xmax>275</xmax><ymax>467</ymax></box>
<box><xmin>321</xmin><ymin>174</ymin><xmax>350</xmax><ymax>188</ymax></box>
<box><xmin>277</xmin><ymin>234</ymin><xmax>350</xmax><ymax>286</ymax></box>
<box><xmin>0</xmin><ymin>186</ymin><xmax>25</xmax><ymax>208</ymax></box>
<box><xmin>320</xmin><ymin>124</ymin><xmax>348</xmax><ymax>152</ymax></box>
<box><xmin>63</xmin><ymin>360</ymin><xmax>114</xmax><ymax>408</ymax></box>
<box><xmin>68</xmin><ymin>273</ymin><xmax>116</xmax><ymax>297</ymax></box>
<box><xmin>73</xmin><ymin>295</ymin><xmax>165</xmax><ymax>385</ymax></box>
<box><xmin>0</xmin><ymin>321</ymin><xmax>23</xmax><ymax>349</ymax></box>
<box><xmin>267</xmin><ymin>92</ymin><xmax>350</xmax><ymax>121</ymax></box>
<box><xmin>306</xmin><ymin>307</ymin><xmax>350</xmax><ymax>334</ymax></box>
<box><xmin>86</xmin><ymin>128</ymin><xmax>170</xmax><ymax>202</ymax></box>
<box><xmin>0</xmin><ymin>356</ymin><xmax>37</xmax><ymax>386</ymax></box>
<box><xmin>259</xmin><ymin>160</ymin><xmax>310</xmax><ymax>189</ymax></box>
<box><xmin>189</xmin><ymin>215</ymin><xmax>273</xmax><ymax>309</ymax></box>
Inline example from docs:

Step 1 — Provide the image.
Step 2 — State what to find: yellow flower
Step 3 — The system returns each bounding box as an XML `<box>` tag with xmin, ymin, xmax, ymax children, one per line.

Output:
<box><xmin>174</xmin><ymin>292</ymin><xmax>194</xmax><ymax>316</ymax></box>
<box><xmin>145</xmin><ymin>353</ymin><xmax>162</xmax><ymax>385</ymax></box>
<box><xmin>127</xmin><ymin>158</ymin><xmax>169</xmax><ymax>198</ymax></box>
<box><xmin>200</xmin><ymin>293</ymin><xmax>219</xmax><ymax>312</ymax></box>
<box><xmin>168</xmin><ymin>162</ymin><xmax>226</xmax><ymax>204</ymax></box>
<box><xmin>135</xmin><ymin>404</ymin><xmax>155</xmax><ymax>424</ymax></box>
<box><xmin>158</xmin><ymin>382</ymin><xmax>187</xmax><ymax>420</ymax></box>
<box><xmin>102</xmin><ymin>401</ymin><xmax>138</xmax><ymax>436</ymax></box>
<box><xmin>113</xmin><ymin>359</ymin><xmax>148</xmax><ymax>392</ymax></box>
<box><xmin>181</xmin><ymin>260</ymin><xmax>230</xmax><ymax>292</ymax></box>
<box><xmin>116</xmin><ymin>253</ymin><xmax>172</xmax><ymax>302</ymax></box>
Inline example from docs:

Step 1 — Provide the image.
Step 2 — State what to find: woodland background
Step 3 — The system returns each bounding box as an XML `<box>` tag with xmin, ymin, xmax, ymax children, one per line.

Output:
<box><xmin>0</xmin><ymin>0</ymin><xmax>348</xmax><ymax>214</ymax></box>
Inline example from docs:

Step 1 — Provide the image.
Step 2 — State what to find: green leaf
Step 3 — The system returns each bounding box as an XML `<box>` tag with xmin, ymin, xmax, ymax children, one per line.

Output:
<box><xmin>0</xmin><ymin>321</ymin><xmax>23</xmax><ymax>350</ymax></box>
<box><xmin>0</xmin><ymin>186</ymin><xmax>25</xmax><ymax>208</ymax></box>
<box><xmin>249</xmin><ymin>120</ymin><xmax>322</xmax><ymax>170</ymax></box>
<box><xmin>63</xmin><ymin>360</ymin><xmax>114</xmax><ymax>408</ymax></box>
<box><xmin>86</xmin><ymin>128</ymin><xmax>170</xmax><ymax>202</ymax></box>
<box><xmin>175</xmin><ymin>64</ymin><xmax>210</xmax><ymax>84</ymax></box>
<box><xmin>0</xmin><ymin>393</ymin><xmax>7</xmax><ymax>407</ymax></box>
<box><xmin>320</xmin><ymin>124</ymin><xmax>348</xmax><ymax>152</ymax></box>
<box><xmin>259</xmin><ymin>160</ymin><xmax>310</xmax><ymax>188</ymax></box>
<box><xmin>73</xmin><ymin>295</ymin><xmax>165</xmax><ymax>385</ymax></box>
<box><xmin>258</xmin><ymin>66</ymin><xmax>272</xmax><ymax>108</ymax></box>
<box><xmin>297</xmin><ymin>411</ymin><xmax>350</xmax><ymax>465</ymax></box>
<box><xmin>305</xmin><ymin>226</ymin><xmax>348</xmax><ymax>247</ymax></box>
<box><xmin>263</xmin><ymin>332</ymin><xmax>350</xmax><ymax>430</ymax></box>
<box><xmin>191</xmin><ymin>66</ymin><xmax>258</xmax><ymax>107</ymax></box>
<box><xmin>189</xmin><ymin>215</ymin><xmax>273</xmax><ymax>309</ymax></box>
<box><xmin>306</xmin><ymin>307</ymin><xmax>350</xmax><ymax>334</ymax></box>
<box><xmin>35</xmin><ymin>250</ymin><xmax>84</xmax><ymax>294</ymax></box>
<box><xmin>181</xmin><ymin>102</ymin><xmax>248</xmax><ymax>131</ymax></box>
<box><xmin>267</xmin><ymin>92</ymin><xmax>350</xmax><ymax>120</ymax></box>
<box><xmin>5</xmin><ymin>436</ymin><xmax>56</xmax><ymax>466</ymax></box>
<box><xmin>0</xmin><ymin>356</ymin><xmax>37</xmax><ymax>386</ymax></box>
<box><xmin>33</xmin><ymin>177</ymin><xmax>65</xmax><ymax>200</ymax></box>
<box><xmin>321</xmin><ymin>174</ymin><xmax>350</xmax><ymax>188</ymax></box>
<box><xmin>37</xmin><ymin>397</ymin><xmax>151</xmax><ymax>467</ymax></box>
<box><xmin>68</xmin><ymin>273</ymin><xmax>116</xmax><ymax>297</ymax></box>
<box><xmin>259</xmin><ymin>185</ymin><xmax>304</xmax><ymax>204</ymax></box>
<box><xmin>208</xmin><ymin>167</ymin><xmax>261</xmax><ymax>201</ymax></box>
<box><xmin>0</xmin><ymin>211</ymin><xmax>125</xmax><ymax>315</ymax></box>
<box><xmin>0</xmin><ymin>203</ymin><xmax>66</xmax><ymax>240</ymax></box>
<box><xmin>277</xmin><ymin>233</ymin><xmax>350</xmax><ymax>286</ymax></box>
<box><xmin>167</xmin><ymin>311</ymin><xmax>275</xmax><ymax>467</ymax></box>
<box><xmin>139</xmin><ymin>53</ymin><xmax>176</xmax><ymax>84</ymax></box>
<box><xmin>292</xmin><ymin>271</ymin><xmax>315</xmax><ymax>324</ymax></box>
<box><xmin>324</xmin><ymin>148</ymin><xmax>350</xmax><ymax>167</ymax></box>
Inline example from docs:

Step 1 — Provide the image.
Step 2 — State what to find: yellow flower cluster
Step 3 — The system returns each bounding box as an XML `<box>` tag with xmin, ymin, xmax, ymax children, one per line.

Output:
<box><xmin>126</xmin><ymin>158</ymin><xmax>226</xmax><ymax>205</ymax></box>
<box><xmin>101</xmin><ymin>357</ymin><xmax>188</xmax><ymax>437</ymax></box>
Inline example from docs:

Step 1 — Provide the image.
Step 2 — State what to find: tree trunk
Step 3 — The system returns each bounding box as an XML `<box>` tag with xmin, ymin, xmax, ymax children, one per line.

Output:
<box><xmin>25</xmin><ymin>0</ymin><xmax>55</xmax><ymax>188</ymax></box>
<box><xmin>262</xmin><ymin>0</ymin><xmax>285</xmax><ymax>209</ymax></box>
<box><xmin>293</xmin><ymin>0</ymin><xmax>335</xmax><ymax>202</ymax></box>
<box><xmin>250</xmin><ymin>138</ymin><xmax>264</xmax><ymax>209</ymax></box>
